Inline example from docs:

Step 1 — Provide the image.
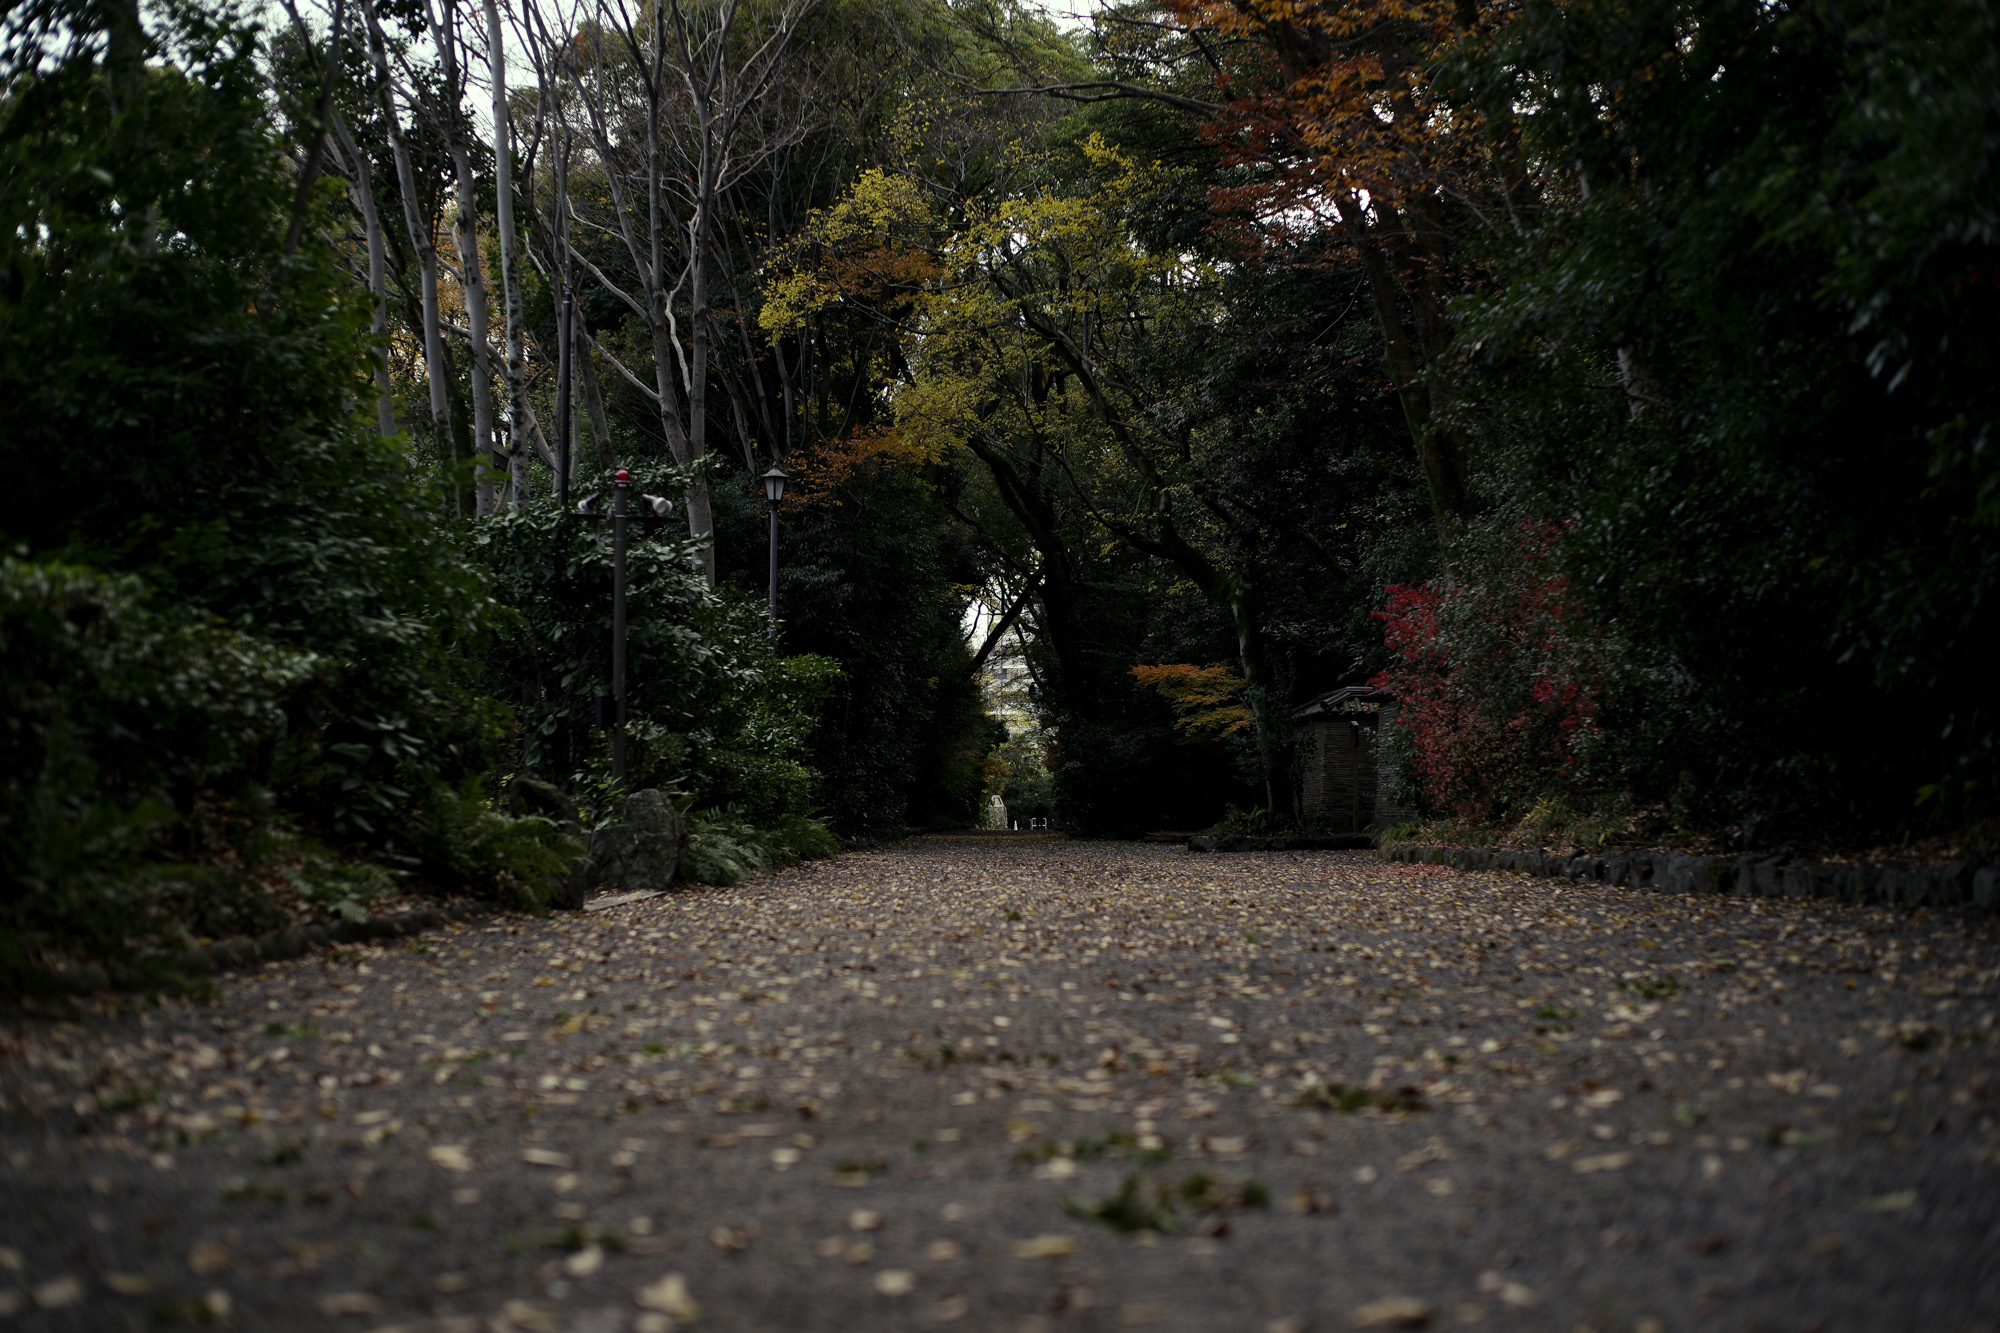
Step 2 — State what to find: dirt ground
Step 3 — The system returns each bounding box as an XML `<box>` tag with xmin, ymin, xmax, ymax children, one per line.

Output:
<box><xmin>3</xmin><ymin>835</ymin><xmax>1997</xmax><ymax>1332</ymax></box>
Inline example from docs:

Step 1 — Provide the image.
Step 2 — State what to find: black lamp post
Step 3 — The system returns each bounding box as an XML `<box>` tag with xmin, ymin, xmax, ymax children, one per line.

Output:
<box><xmin>761</xmin><ymin>464</ymin><xmax>789</xmax><ymax>620</ymax></box>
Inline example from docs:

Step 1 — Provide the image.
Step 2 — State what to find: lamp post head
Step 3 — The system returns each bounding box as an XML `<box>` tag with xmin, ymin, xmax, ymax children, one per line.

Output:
<box><xmin>761</xmin><ymin>465</ymin><xmax>791</xmax><ymax>506</ymax></box>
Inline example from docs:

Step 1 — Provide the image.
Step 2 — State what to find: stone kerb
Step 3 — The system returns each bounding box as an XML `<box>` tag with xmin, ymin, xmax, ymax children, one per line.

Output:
<box><xmin>1383</xmin><ymin>844</ymin><xmax>2000</xmax><ymax>913</ymax></box>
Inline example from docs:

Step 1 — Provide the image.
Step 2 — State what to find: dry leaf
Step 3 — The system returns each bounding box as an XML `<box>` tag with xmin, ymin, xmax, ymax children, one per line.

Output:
<box><xmin>708</xmin><ymin>1224</ymin><xmax>758</xmax><ymax>1254</ymax></box>
<box><xmin>187</xmin><ymin>1241</ymin><xmax>232</xmax><ymax>1277</ymax></box>
<box><xmin>1350</xmin><ymin>1295</ymin><xmax>1434</xmax><ymax>1327</ymax></box>
<box><xmin>1856</xmin><ymin>1190</ymin><xmax>1916</xmax><ymax>1212</ymax></box>
<box><xmin>926</xmin><ymin>1239</ymin><xmax>963</xmax><ymax>1261</ymax></box>
<box><xmin>103</xmin><ymin>1272</ymin><xmax>155</xmax><ymax>1295</ymax></box>
<box><xmin>427</xmin><ymin>1144</ymin><xmax>474</xmax><ymax>1172</ymax></box>
<box><xmin>635</xmin><ymin>1273</ymin><xmax>700</xmax><ymax>1323</ymax></box>
<box><xmin>1572</xmin><ymin>1152</ymin><xmax>1635</xmax><ymax>1173</ymax></box>
<box><xmin>501</xmin><ymin>1299</ymin><xmax>560</xmax><ymax>1331</ymax></box>
<box><xmin>848</xmin><ymin>1210</ymin><xmax>886</xmax><ymax>1231</ymax></box>
<box><xmin>520</xmin><ymin>1148</ymin><xmax>571</xmax><ymax>1168</ymax></box>
<box><xmin>318</xmin><ymin>1292</ymin><xmax>383</xmax><ymax>1316</ymax></box>
<box><xmin>873</xmin><ymin>1269</ymin><xmax>915</xmax><ymax>1297</ymax></box>
<box><xmin>31</xmin><ymin>1276</ymin><xmax>82</xmax><ymax>1309</ymax></box>
<box><xmin>564</xmin><ymin>1245</ymin><xmax>605</xmax><ymax>1278</ymax></box>
<box><xmin>1011</xmin><ymin>1234</ymin><xmax>1077</xmax><ymax>1260</ymax></box>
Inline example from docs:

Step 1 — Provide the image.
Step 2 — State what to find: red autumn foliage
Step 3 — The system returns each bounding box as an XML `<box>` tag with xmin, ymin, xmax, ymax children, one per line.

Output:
<box><xmin>1370</xmin><ymin>525</ymin><xmax>1607</xmax><ymax>822</ymax></box>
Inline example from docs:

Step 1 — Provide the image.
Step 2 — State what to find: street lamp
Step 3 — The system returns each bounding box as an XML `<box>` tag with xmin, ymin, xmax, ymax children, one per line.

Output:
<box><xmin>761</xmin><ymin>464</ymin><xmax>790</xmax><ymax>620</ymax></box>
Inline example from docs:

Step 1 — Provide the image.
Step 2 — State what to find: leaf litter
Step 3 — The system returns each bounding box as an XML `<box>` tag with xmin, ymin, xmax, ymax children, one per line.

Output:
<box><xmin>0</xmin><ymin>837</ymin><xmax>1994</xmax><ymax>1328</ymax></box>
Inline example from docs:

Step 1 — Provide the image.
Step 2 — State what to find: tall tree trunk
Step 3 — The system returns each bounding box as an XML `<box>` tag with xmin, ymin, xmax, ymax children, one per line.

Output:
<box><xmin>574</xmin><ymin>304</ymin><xmax>616</xmax><ymax>474</ymax></box>
<box><xmin>486</xmin><ymin>0</ymin><xmax>532</xmax><ymax>510</ymax></box>
<box><xmin>363</xmin><ymin>0</ymin><xmax>459</xmax><ymax>515</ymax></box>
<box><xmin>435</xmin><ymin>2</ymin><xmax>500</xmax><ymax>516</ymax></box>
<box><xmin>685</xmin><ymin>164</ymin><xmax>716</xmax><ymax>585</ymax></box>
<box><xmin>1331</xmin><ymin>188</ymin><xmax>1469</xmax><ymax>536</ymax></box>
<box><xmin>331</xmin><ymin>113</ymin><xmax>396</xmax><ymax>435</ymax></box>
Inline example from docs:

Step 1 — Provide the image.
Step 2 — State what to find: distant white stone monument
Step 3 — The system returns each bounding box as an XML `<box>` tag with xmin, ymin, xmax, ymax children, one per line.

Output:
<box><xmin>986</xmin><ymin>794</ymin><xmax>1009</xmax><ymax>830</ymax></box>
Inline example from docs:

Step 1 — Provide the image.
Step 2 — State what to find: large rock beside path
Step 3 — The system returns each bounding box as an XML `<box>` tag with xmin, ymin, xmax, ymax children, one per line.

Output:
<box><xmin>585</xmin><ymin>787</ymin><xmax>686</xmax><ymax>898</ymax></box>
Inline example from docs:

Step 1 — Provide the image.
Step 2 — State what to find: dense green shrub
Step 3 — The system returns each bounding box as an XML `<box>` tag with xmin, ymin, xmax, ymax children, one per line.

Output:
<box><xmin>682</xmin><ymin>808</ymin><xmax>840</xmax><ymax>886</ymax></box>
<box><xmin>0</xmin><ymin>0</ymin><xmax>510</xmax><ymax>846</ymax></box>
<box><xmin>1415</xmin><ymin>0</ymin><xmax>2000</xmax><ymax>841</ymax></box>
<box><xmin>471</xmin><ymin>471</ymin><xmax>842</xmax><ymax>825</ymax></box>
<box><xmin>0</xmin><ymin>558</ymin><xmax>314</xmax><ymax>969</ymax></box>
<box><xmin>405</xmin><ymin>778</ymin><xmax>582</xmax><ymax>908</ymax></box>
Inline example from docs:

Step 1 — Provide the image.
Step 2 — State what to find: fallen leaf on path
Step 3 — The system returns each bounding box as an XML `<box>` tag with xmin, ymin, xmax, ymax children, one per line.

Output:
<box><xmin>708</xmin><ymin>1224</ymin><xmax>758</xmax><ymax>1254</ymax></box>
<box><xmin>32</xmin><ymin>1276</ymin><xmax>82</xmax><ymax>1308</ymax></box>
<box><xmin>849</xmin><ymin>1210</ymin><xmax>886</xmax><ymax>1231</ymax></box>
<box><xmin>104</xmin><ymin>1272</ymin><xmax>155</xmax><ymax>1295</ymax></box>
<box><xmin>501</xmin><ymin>1299</ymin><xmax>559</xmax><ymax>1331</ymax></box>
<box><xmin>520</xmin><ymin>1148</ymin><xmax>570</xmax><ymax>1168</ymax></box>
<box><xmin>1350</xmin><ymin>1295</ymin><xmax>1433</xmax><ymax>1327</ymax></box>
<box><xmin>873</xmin><ymin>1269</ymin><xmax>915</xmax><ymax>1296</ymax></box>
<box><xmin>1012</xmin><ymin>1235</ymin><xmax>1077</xmax><ymax>1260</ymax></box>
<box><xmin>187</xmin><ymin>1241</ymin><xmax>232</xmax><ymax>1276</ymax></box>
<box><xmin>1856</xmin><ymin>1190</ymin><xmax>1915</xmax><ymax>1212</ymax></box>
<box><xmin>427</xmin><ymin>1144</ymin><xmax>473</xmax><ymax>1172</ymax></box>
<box><xmin>319</xmin><ymin>1292</ymin><xmax>383</xmax><ymax>1316</ymax></box>
<box><xmin>635</xmin><ymin>1273</ymin><xmax>700</xmax><ymax>1323</ymax></box>
<box><xmin>1572</xmin><ymin>1152</ymin><xmax>1635</xmax><ymax>1173</ymax></box>
<box><xmin>564</xmin><ymin>1245</ymin><xmax>605</xmax><ymax>1278</ymax></box>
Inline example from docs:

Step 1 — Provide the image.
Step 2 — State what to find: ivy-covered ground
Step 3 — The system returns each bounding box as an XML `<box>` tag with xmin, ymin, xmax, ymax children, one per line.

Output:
<box><xmin>3</xmin><ymin>837</ymin><xmax>1996</xmax><ymax>1331</ymax></box>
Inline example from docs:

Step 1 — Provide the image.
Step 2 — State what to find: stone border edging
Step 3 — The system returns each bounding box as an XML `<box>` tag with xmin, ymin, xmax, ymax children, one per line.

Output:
<box><xmin>43</xmin><ymin>902</ymin><xmax>498</xmax><ymax>994</ymax></box>
<box><xmin>1189</xmin><ymin>834</ymin><xmax>1376</xmax><ymax>852</ymax></box>
<box><xmin>1381</xmin><ymin>843</ymin><xmax>2000</xmax><ymax>912</ymax></box>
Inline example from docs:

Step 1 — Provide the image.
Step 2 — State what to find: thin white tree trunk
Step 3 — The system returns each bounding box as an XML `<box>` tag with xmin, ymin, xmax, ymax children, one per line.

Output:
<box><xmin>362</xmin><ymin>0</ymin><xmax>456</xmax><ymax>513</ymax></box>
<box><xmin>432</xmin><ymin>0</ymin><xmax>499</xmax><ymax>516</ymax></box>
<box><xmin>331</xmin><ymin>113</ymin><xmax>396</xmax><ymax>435</ymax></box>
<box><xmin>486</xmin><ymin>0</ymin><xmax>533</xmax><ymax>509</ymax></box>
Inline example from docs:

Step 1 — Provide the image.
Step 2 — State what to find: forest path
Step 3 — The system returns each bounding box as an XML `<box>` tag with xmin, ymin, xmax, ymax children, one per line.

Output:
<box><xmin>3</xmin><ymin>836</ymin><xmax>1997</xmax><ymax>1332</ymax></box>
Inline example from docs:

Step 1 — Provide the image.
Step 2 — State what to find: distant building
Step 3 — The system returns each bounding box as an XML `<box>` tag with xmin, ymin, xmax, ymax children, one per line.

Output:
<box><xmin>1291</xmin><ymin>686</ymin><xmax>1416</xmax><ymax>833</ymax></box>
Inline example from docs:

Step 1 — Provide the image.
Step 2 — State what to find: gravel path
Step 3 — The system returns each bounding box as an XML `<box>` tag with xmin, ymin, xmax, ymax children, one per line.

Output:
<box><xmin>4</xmin><ymin>835</ymin><xmax>1998</xmax><ymax>1333</ymax></box>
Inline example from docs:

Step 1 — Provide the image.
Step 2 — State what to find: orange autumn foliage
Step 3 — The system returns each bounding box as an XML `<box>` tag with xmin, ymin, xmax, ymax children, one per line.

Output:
<box><xmin>1130</xmin><ymin>663</ymin><xmax>1256</xmax><ymax>739</ymax></box>
<box><xmin>780</xmin><ymin>425</ymin><xmax>939</xmax><ymax>508</ymax></box>
<box><xmin>1162</xmin><ymin>0</ymin><xmax>1498</xmax><ymax>221</ymax></box>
